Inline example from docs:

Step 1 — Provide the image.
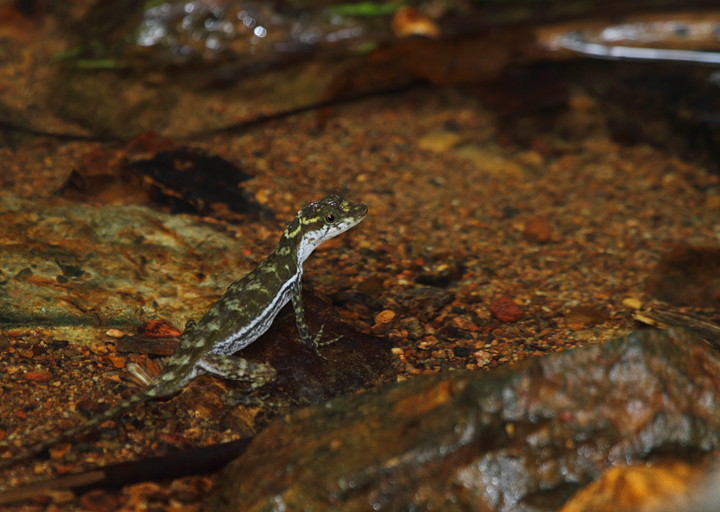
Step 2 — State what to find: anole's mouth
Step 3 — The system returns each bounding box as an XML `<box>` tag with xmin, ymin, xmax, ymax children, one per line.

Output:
<box><xmin>355</xmin><ymin>203</ymin><xmax>369</xmax><ymax>218</ymax></box>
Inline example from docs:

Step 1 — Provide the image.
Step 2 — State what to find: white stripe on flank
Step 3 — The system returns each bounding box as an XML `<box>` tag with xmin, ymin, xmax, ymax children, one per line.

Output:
<box><xmin>206</xmin><ymin>268</ymin><xmax>302</xmax><ymax>356</ymax></box>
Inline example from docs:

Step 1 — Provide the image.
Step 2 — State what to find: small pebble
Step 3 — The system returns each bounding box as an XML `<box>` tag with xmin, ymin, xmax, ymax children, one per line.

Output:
<box><xmin>417</xmin><ymin>130</ymin><xmax>462</xmax><ymax>153</ymax></box>
<box><xmin>105</xmin><ymin>355</ymin><xmax>126</xmax><ymax>369</ymax></box>
<box><xmin>17</xmin><ymin>348</ymin><xmax>34</xmax><ymax>359</ymax></box>
<box><xmin>490</xmin><ymin>297</ymin><xmax>523</xmax><ymax>323</ymax></box>
<box><xmin>474</xmin><ymin>350</ymin><xmax>492</xmax><ymax>366</ymax></box>
<box><xmin>49</xmin><ymin>443</ymin><xmax>72</xmax><ymax>460</ymax></box>
<box><xmin>106</xmin><ymin>329</ymin><xmax>124</xmax><ymax>338</ymax></box>
<box><xmin>90</xmin><ymin>345</ymin><xmax>108</xmax><ymax>355</ymax></box>
<box><xmin>23</xmin><ymin>371</ymin><xmax>53</xmax><ymax>382</ymax></box>
<box><xmin>622</xmin><ymin>298</ymin><xmax>643</xmax><ymax>310</ymax></box>
<box><xmin>453</xmin><ymin>316</ymin><xmax>477</xmax><ymax>332</ymax></box>
<box><xmin>523</xmin><ymin>217</ymin><xmax>552</xmax><ymax>243</ymax></box>
<box><xmin>374</xmin><ymin>310</ymin><xmax>396</xmax><ymax>325</ymax></box>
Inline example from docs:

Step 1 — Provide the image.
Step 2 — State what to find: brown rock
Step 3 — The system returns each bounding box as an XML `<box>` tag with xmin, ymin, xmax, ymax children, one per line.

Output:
<box><xmin>372</xmin><ymin>310</ymin><xmax>397</xmax><ymax>336</ymax></box>
<box><xmin>453</xmin><ymin>316</ymin><xmax>478</xmax><ymax>332</ymax></box>
<box><xmin>374</xmin><ymin>310</ymin><xmax>396</xmax><ymax>325</ymax></box>
<box><xmin>22</xmin><ymin>371</ymin><xmax>52</xmax><ymax>383</ymax></box>
<box><xmin>16</xmin><ymin>348</ymin><xmax>33</xmax><ymax>359</ymax></box>
<box><xmin>490</xmin><ymin>296</ymin><xmax>523</xmax><ymax>322</ymax></box>
<box><xmin>523</xmin><ymin>216</ymin><xmax>552</xmax><ymax>243</ymax></box>
<box><xmin>104</xmin><ymin>355</ymin><xmax>126</xmax><ymax>369</ymax></box>
<box><xmin>565</xmin><ymin>305</ymin><xmax>609</xmax><ymax>330</ymax></box>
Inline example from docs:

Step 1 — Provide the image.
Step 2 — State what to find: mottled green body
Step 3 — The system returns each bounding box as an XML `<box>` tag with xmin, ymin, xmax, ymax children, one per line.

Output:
<box><xmin>0</xmin><ymin>195</ymin><xmax>368</xmax><ymax>470</ymax></box>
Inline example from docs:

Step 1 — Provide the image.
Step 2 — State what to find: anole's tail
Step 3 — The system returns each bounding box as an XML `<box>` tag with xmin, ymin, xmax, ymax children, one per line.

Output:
<box><xmin>0</xmin><ymin>391</ymin><xmax>153</xmax><ymax>471</ymax></box>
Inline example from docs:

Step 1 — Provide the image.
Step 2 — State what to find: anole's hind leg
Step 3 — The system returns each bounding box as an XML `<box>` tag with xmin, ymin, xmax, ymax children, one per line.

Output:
<box><xmin>198</xmin><ymin>355</ymin><xmax>277</xmax><ymax>389</ymax></box>
<box><xmin>198</xmin><ymin>355</ymin><xmax>277</xmax><ymax>406</ymax></box>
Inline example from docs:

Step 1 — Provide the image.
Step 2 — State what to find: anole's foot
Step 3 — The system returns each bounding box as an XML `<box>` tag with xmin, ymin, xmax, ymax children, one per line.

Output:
<box><xmin>300</xmin><ymin>324</ymin><xmax>342</xmax><ymax>359</ymax></box>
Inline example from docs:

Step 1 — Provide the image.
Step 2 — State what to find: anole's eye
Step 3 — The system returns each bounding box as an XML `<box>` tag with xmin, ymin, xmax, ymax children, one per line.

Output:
<box><xmin>325</xmin><ymin>214</ymin><xmax>336</xmax><ymax>224</ymax></box>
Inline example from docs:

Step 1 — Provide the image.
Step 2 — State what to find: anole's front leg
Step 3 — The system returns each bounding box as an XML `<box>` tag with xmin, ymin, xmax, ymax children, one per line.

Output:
<box><xmin>291</xmin><ymin>281</ymin><xmax>341</xmax><ymax>358</ymax></box>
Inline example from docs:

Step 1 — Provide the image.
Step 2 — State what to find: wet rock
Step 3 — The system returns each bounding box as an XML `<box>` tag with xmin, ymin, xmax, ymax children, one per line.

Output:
<box><xmin>209</xmin><ymin>329</ymin><xmax>720</xmax><ymax>512</ymax></box>
<box><xmin>645</xmin><ymin>245</ymin><xmax>720</xmax><ymax>307</ymax></box>
<box><xmin>87</xmin><ymin>0</ymin><xmax>380</xmax><ymax>71</ymax></box>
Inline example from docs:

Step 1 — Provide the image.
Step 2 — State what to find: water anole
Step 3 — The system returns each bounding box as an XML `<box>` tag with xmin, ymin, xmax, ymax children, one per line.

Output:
<box><xmin>0</xmin><ymin>194</ymin><xmax>368</xmax><ymax>470</ymax></box>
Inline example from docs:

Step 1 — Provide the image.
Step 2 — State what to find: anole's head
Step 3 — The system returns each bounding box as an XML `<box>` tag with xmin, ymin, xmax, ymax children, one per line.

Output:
<box><xmin>284</xmin><ymin>195</ymin><xmax>368</xmax><ymax>263</ymax></box>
